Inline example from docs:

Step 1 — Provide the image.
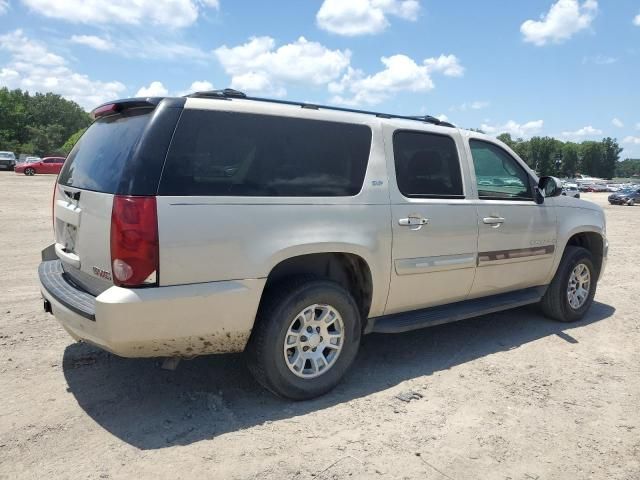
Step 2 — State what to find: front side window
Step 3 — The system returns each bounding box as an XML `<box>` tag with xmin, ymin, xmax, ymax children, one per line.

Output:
<box><xmin>469</xmin><ymin>140</ymin><xmax>533</xmax><ymax>200</ymax></box>
<box><xmin>393</xmin><ymin>131</ymin><xmax>464</xmax><ymax>198</ymax></box>
<box><xmin>159</xmin><ymin>110</ymin><xmax>372</xmax><ymax>197</ymax></box>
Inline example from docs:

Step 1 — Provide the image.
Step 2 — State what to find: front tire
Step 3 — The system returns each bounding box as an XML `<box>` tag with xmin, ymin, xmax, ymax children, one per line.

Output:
<box><xmin>246</xmin><ymin>278</ymin><xmax>361</xmax><ymax>400</ymax></box>
<box><xmin>540</xmin><ymin>246</ymin><xmax>596</xmax><ymax>322</ymax></box>
<box><xmin>24</xmin><ymin>167</ymin><xmax>35</xmax><ymax>176</ymax></box>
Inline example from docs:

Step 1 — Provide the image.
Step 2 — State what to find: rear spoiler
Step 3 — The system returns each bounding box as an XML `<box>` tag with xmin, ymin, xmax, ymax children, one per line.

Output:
<box><xmin>91</xmin><ymin>97</ymin><xmax>164</xmax><ymax>119</ymax></box>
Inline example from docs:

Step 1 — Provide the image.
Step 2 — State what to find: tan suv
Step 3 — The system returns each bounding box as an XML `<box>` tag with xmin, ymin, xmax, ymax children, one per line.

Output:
<box><xmin>39</xmin><ymin>89</ymin><xmax>607</xmax><ymax>399</ymax></box>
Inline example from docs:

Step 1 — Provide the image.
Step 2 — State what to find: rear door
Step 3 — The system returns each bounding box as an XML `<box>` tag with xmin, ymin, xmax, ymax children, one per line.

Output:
<box><xmin>384</xmin><ymin>126</ymin><xmax>478</xmax><ymax>315</ymax></box>
<box><xmin>54</xmin><ymin>108</ymin><xmax>157</xmax><ymax>295</ymax></box>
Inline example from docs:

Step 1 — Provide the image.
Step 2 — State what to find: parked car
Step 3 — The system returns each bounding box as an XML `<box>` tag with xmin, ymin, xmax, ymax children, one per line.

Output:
<box><xmin>38</xmin><ymin>90</ymin><xmax>608</xmax><ymax>399</ymax></box>
<box><xmin>15</xmin><ymin>156</ymin><xmax>65</xmax><ymax>175</ymax></box>
<box><xmin>608</xmin><ymin>187</ymin><xmax>640</xmax><ymax>206</ymax></box>
<box><xmin>582</xmin><ymin>183</ymin><xmax>608</xmax><ymax>192</ymax></box>
<box><xmin>562</xmin><ymin>183</ymin><xmax>580</xmax><ymax>198</ymax></box>
<box><xmin>0</xmin><ymin>151</ymin><xmax>16</xmax><ymax>170</ymax></box>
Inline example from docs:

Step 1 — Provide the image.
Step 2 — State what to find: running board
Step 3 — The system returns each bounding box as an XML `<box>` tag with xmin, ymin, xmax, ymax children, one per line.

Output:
<box><xmin>367</xmin><ymin>286</ymin><xmax>547</xmax><ymax>334</ymax></box>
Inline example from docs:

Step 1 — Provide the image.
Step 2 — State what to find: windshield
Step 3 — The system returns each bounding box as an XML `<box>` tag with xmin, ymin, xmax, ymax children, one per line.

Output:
<box><xmin>0</xmin><ymin>152</ymin><xmax>15</xmax><ymax>159</ymax></box>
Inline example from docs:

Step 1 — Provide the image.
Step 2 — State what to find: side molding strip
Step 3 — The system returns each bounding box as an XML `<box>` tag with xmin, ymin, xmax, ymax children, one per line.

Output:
<box><xmin>478</xmin><ymin>245</ymin><xmax>555</xmax><ymax>265</ymax></box>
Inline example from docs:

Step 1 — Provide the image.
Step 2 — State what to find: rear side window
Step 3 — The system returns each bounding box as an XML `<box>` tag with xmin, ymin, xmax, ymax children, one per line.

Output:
<box><xmin>58</xmin><ymin>109</ymin><xmax>152</xmax><ymax>193</ymax></box>
<box><xmin>158</xmin><ymin>110</ymin><xmax>372</xmax><ymax>196</ymax></box>
<box><xmin>393</xmin><ymin>131</ymin><xmax>464</xmax><ymax>198</ymax></box>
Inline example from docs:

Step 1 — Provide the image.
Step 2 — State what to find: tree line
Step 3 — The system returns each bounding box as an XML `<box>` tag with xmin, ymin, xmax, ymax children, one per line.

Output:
<box><xmin>0</xmin><ymin>88</ymin><xmax>91</xmax><ymax>157</ymax></box>
<box><xmin>0</xmin><ymin>87</ymin><xmax>636</xmax><ymax>178</ymax></box>
<box><xmin>496</xmin><ymin>133</ymin><xmax>630</xmax><ymax>179</ymax></box>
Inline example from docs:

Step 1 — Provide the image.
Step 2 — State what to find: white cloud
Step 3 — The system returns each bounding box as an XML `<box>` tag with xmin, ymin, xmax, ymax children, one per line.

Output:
<box><xmin>186</xmin><ymin>80</ymin><xmax>213</xmax><ymax>92</ymax></box>
<box><xmin>521</xmin><ymin>0</ymin><xmax>597</xmax><ymax>46</ymax></box>
<box><xmin>481</xmin><ymin>120</ymin><xmax>544</xmax><ymax>138</ymax></box>
<box><xmin>70</xmin><ymin>34</ymin><xmax>113</xmax><ymax>51</ymax></box>
<box><xmin>0</xmin><ymin>29</ymin><xmax>124</xmax><ymax>109</ymax></box>
<box><xmin>436</xmin><ymin>114</ymin><xmax>449</xmax><ymax>122</ymax></box>
<box><xmin>560</xmin><ymin>125</ymin><xmax>603</xmax><ymax>140</ymax></box>
<box><xmin>423</xmin><ymin>54</ymin><xmax>465</xmax><ymax>77</ymax></box>
<box><xmin>316</xmin><ymin>0</ymin><xmax>419</xmax><ymax>36</ymax></box>
<box><xmin>330</xmin><ymin>53</ymin><xmax>464</xmax><ymax>106</ymax></box>
<box><xmin>634</xmin><ymin>13</ymin><xmax>640</xmax><ymax>26</ymax></box>
<box><xmin>135</xmin><ymin>81</ymin><xmax>169</xmax><ymax>97</ymax></box>
<box><xmin>118</xmin><ymin>37</ymin><xmax>209</xmax><ymax>62</ymax></box>
<box><xmin>0</xmin><ymin>1</ymin><xmax>9</xmax><ymax>15</ymax></box>
<box><xmin>451</xmin><ymin>100</ymin><xmax>490</xmax><ymax>112</ymax></box>
<box><xmin>636</xmin><ymin>123</ymin><xmax>640</xmax><ymax>131</ymax></box>
<box><xmin>471</xmin><ymin>100</ymin><xmax>490</xmax><ymax>110</ymax></box>
<box><xmin>582</xmin><ymin>54</ymin><xmax>617</xmax><ymax>65</ymax></box>
<box><xmin>623</xmin><ymin>136</ymin><xmax>640</xmax><ymax>145</ymax></box>
<box><xmin>612</xmin><ymin>118</ymin><xmax>624</xmax><ymax>128</ymax></box>
<box><xmin>214</xmin><ymin>36</ymin><xmax>351</xmax><ymax>97</ymax></box>
<box><xmin>20</xmin><ymin>0</ymin><xmax>219</xmax><ymax>28</ymax></box>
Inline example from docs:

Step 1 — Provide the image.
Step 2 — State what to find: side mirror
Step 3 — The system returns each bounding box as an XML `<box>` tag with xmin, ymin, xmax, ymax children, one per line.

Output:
<box><xmin>538</xmin><ymin>176</ymin><xmax>562</xmax><ymax>202</ymax></box>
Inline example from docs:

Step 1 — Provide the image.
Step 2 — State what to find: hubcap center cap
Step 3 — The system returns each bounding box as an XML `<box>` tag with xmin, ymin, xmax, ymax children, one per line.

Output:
<box><xmin>307</xmin><ymin>333</ymin><xmax>321</xmax><ymax>348</ymax></box>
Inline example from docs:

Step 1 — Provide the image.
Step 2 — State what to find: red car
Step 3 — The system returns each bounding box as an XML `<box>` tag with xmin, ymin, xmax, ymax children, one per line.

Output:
<box><xmin>15</xmin><ymin>156</ymin><xmax>66</xmax><ymax>175</ymax></box>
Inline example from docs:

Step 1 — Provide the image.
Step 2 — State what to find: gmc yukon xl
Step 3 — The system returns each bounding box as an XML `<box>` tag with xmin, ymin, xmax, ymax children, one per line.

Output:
<box><xmin>39</xmin><ymin>90</ymin><xmax>607</xmax><ymax>399</ymax></box>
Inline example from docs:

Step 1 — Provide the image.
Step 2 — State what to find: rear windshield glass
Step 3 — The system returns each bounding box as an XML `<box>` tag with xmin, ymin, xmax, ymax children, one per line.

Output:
<box><xmin>159</xmin><ymin>110</ymin><xmax>372</xmax><ymax>197</ymax></box>
<box><xmin>58</xmin><ymin>109</ymin><xmax>152</xmax><ymax>193</ymax></box>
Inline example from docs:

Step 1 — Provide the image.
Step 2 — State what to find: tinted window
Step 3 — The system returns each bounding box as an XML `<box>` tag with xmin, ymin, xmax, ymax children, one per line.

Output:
<box><xmin>58</xmin><ymin>109</ymin><xmax>152</xmax><ymax>193</ymax></box>
<box><xmin>393</xmin><ymin>131</ymin><xmax>463</xmax><ymax>198</ymax></box>
<box><xmin>159</xmin><ymin>110</ymin><xmax>372</xmax><ymax>197</ymax></box>
<box><xmin>470</xmin><ymin>140</ymin><xmax>533</xmax><ymax>200</ymax></box>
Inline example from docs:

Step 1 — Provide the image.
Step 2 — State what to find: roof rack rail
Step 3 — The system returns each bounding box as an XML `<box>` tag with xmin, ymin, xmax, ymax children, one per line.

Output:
<box><xmin>185</xmin><ymin>88</ymin><xmax>456</xmax><ymax>128</ymax></box>
<box><xmin>187</xmin><ymin>88</ymin><xmax>247</xmax><ymax>99</ymax></box>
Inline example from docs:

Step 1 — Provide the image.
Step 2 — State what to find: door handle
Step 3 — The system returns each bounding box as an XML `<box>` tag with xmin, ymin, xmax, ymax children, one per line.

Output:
<box><xmin>399</xmin><ymin>216</ymin><xmax>429</xmax><ymax>231</ymax></box>
<box><xmin>483</xmin><ymin>216</ymin><xmax>505</xmax><ymax>228</ymax></box>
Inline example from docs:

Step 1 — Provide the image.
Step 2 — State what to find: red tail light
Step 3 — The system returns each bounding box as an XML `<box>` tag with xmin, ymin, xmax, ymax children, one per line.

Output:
<box><xmin>110</xmin><ymin>196</ymin><xmax>159</xmax><ymax>287</ymax></box>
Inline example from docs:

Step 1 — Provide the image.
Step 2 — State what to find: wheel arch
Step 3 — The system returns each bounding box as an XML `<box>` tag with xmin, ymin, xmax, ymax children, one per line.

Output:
<box><xmin>555</xmin><ymin>227</ymin><xmax>606</xmax><ymax>280</ymax></box>
<box><xmin>261</xmin><ymin>250</ymin><xmax>377</xmax><ymax>323</ymax></box>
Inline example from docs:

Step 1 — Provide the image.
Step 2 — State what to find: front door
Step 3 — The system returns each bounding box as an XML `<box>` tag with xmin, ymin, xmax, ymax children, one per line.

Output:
<box><xmin>384</xmin><ymin>126</ymin><xmax>478</xmax><ymax>315</ymax></box>
<box><xmin>466</xmin><ymin>138</ymin><xmax>557</xmax><ymax>297</ymax></box>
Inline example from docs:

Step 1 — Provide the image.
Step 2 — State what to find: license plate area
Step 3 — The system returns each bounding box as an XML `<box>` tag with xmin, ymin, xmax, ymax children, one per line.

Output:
<box><xmin>62</xmin><ymin>223</ymin><xmax>78</xmax><ymax>254</ymax></box>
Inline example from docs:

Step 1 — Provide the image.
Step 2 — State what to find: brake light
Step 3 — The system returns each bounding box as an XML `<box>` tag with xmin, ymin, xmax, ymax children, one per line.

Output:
<box><xmin>92</xmin><ymin>103</ymin><xmax>119</xmax><ymax>118</ymax></box>
<box><xmin>110</xmin><ymin>196</ymin><xmax>159</xmax><ymax>287</ymax></box>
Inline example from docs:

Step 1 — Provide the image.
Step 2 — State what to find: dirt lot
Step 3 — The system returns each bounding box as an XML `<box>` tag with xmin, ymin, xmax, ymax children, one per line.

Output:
<box><xmin>1</xmin><ymin>172</ymin><xmax>638</xmax><ymax>480</ymax></box>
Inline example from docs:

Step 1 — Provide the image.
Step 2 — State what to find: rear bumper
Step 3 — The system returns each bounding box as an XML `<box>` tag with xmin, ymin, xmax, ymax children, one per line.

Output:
<box><xmin>39</xmin><ymin>259</ymin><xmax>265</xmax><ymax>357</ymax></box>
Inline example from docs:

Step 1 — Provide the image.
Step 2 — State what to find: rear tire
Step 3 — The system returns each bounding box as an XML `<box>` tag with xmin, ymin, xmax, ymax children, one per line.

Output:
<box><xmin>25</xmin><ymin>167</ymin><xmax>35</xmax><ymax>176</ymax></box>
<box><xmin>246</xmin><ymin>278</ymin><xmax>361</xmax><ymax>400</ymax></box>
<box><xmin>540</xmin><ymin>246</ymin><xmax>596</xmax><ymax>322</ymax></box>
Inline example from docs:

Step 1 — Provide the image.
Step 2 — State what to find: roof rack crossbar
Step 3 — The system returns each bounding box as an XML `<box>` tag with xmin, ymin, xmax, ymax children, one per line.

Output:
<box><xmin>186</xmin><ymin>89</ymin><xmax>456</xmax><ymax>128</ymax></box>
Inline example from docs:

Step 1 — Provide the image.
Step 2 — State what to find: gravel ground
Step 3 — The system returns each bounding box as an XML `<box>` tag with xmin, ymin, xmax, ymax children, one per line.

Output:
<box><xmin>1</xmin><ymin>172</ymin><xmax>638</xmax><ymax>480</ymax></box>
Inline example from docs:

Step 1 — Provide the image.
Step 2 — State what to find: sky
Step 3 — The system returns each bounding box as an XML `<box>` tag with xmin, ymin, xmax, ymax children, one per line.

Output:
<box><xmin>1</xmin><ymin>0</ymin><xmax>639</xmax><ymax>158</ymax></box>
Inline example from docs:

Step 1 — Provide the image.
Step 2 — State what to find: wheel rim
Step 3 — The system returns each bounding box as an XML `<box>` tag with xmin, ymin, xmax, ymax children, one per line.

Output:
<box><xmin>283</xmin><ymin>304</ymin><xmax>345</xmax><ymax>379</ymax></box>
<box><xmin>26</xmin><ymin>168</ymin><xmax>34</xmax><ymax>175</ymax></box>
<box><xmin>567</xmin><ymin>263</ymin><xmax>591</xmax><ymax>310</ymax></box>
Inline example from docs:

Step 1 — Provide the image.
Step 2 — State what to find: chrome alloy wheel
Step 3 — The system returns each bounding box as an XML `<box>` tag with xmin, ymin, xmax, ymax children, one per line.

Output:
<box><xmin>283</xmin><ymin>304</ymin><xmax>345</xmax><ymax>379</ymax></box>
<box><xmin>567</xmin><ymin>263</ymin><xmax>591</xmax><ymax>309</ymax></box>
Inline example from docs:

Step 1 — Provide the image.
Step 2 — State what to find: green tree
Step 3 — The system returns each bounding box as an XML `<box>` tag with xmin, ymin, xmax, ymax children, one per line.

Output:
<box><xmin>0</xmin><ymin>87</ymin><xmax>91</xmax><ymax>156</ymax></box>
<box><xmin>561</xmin><ymin>143</ymin><xmax>579</xmax><ymax>177</ymax></box>
<box><xmin>600</xmin><ymin>137</ymin><xmax>622</xmax><ymax>179</ymax></box>
<box><xmin>580</xmin><ymin>142</ymin><xmax>603</xmax><ymax>177</ymax></box>
<box><xmin>497</xmin><ymin>133</ymin><xmax>515</xmax><ymax>148</ymax></box>
<box><xmin>529</xmin><ymin>137</ymin><xmax>561</xmax><ymax>176</ymax></box>
<box><xmin>60</xmin><ymin>128</ymin><xmax>87</xmax><ymax>155</ymax></box>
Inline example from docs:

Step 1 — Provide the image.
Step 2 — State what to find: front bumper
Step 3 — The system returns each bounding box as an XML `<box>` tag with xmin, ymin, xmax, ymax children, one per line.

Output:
<box><xmin>39</xmin><ymin>259</ymin><xmax>265</xmax><ymax>357</ymax></box>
